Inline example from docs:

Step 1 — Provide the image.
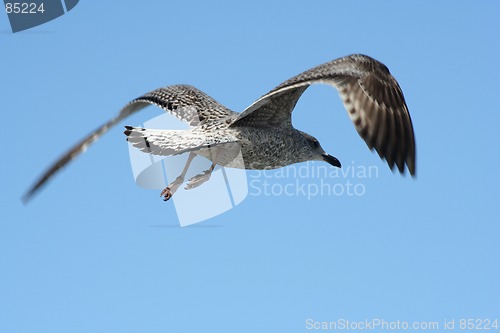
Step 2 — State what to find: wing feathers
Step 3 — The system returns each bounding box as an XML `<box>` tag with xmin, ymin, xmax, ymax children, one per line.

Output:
<box><xmin>23</xmin><ymin>85</ymin><xmax>234</xmax><ymax>202</ymax></box>
<box><xmin>129</xmin><ymin>85</ymin><xmax>236</xmax><ymax>126</ymax></box>
<box><xmin>233</xmin><ymin>54</ymin><xmax>416</xmax><ymax>176</ymax></box>
<box><xmin>24</xmin><ymin>55</ymin><xmax>416</xmax><ymax>203</ymax></box>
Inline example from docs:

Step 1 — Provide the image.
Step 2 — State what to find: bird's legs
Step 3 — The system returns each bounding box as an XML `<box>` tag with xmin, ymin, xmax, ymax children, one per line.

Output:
<box><xmin>160</xmin><ymin>152</ymin><xmax>196</xmax><ymax>201</ymax></box>
<box><xmin>185</xmin><ymin>161</ymin><xmax>217</xmax><ymax>190</ymax></box>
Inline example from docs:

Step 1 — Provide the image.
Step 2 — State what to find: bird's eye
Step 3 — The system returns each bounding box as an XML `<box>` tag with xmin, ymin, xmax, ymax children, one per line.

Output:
<box><xmin>312</xmin><ymin>140</ymin><xmax>320</xmax><ymax>148</ymax></box>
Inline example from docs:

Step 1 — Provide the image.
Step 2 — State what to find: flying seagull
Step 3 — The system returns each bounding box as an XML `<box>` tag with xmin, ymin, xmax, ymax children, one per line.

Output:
<box><xmin>23</xmin><ymin>54</ymin><xmax>416</xmax><ymax>203</ymax></box>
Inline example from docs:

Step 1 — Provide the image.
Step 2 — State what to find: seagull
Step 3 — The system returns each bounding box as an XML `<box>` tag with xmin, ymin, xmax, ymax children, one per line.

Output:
<box><xmin>23</xmin><ymin>54</ymin><xmax>416</xmax><ymax>203</ymax></box>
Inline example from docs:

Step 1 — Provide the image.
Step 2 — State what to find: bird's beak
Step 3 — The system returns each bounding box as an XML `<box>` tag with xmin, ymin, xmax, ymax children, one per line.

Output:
<box><xmin>322</xmin><ymin>154</ymin><xmax>341</xmax><ymax>168</ymax></box>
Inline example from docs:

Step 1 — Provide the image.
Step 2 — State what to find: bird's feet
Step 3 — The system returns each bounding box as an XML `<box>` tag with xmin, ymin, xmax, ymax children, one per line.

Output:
<box><xmin>160</xmin><ymin>176</ymin><xmax>184</xmax><ymax>201</ymax></box>
<box><xmin>185</xmin><ymin>170</ymin><xmax>213</xmax><ymax>190</ymax></box>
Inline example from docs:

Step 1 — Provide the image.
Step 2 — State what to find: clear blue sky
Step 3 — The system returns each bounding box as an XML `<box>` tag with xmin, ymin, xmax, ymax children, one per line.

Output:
<box><xmin>2</xmin><ymin>1</ymin><xmax>499</xmax><ymax>332</ymax></box>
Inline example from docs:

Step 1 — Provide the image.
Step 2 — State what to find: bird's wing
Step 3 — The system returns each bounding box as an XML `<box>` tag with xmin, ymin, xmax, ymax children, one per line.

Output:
<box><xmin>230</xmin><ymin>54</ymin><xmax>416</xmax><ymax>176</ymax></box>
<box><xmin>23</xmin><ymin>85</ymin><xmax>235</xmax><ymax>202</ymax></box>
<box><xmin>129</xmin><ymin>84</ymin><xmax>237</xmax><ymax>126</ymax></box>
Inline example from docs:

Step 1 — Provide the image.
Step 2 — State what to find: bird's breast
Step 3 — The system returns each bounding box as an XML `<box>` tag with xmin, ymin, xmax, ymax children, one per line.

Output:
<box><xmin>227</xmin><ymin>127</ymin><xmax>300</xmax><ymax>170</ymax></box>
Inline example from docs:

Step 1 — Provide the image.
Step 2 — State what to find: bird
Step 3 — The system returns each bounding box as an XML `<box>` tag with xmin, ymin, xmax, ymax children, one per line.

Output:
<box><xmin>22</xmin><ymin>54</ymin><xmax>416</xmax><ymax>203</ymax></box>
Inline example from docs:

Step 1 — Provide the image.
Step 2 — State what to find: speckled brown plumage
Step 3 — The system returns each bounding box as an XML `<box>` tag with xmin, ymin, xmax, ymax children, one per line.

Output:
<box><xmin>23</xmin><ymin>54</ymin><xmax>416</xmax><ymax>202</ymax></box>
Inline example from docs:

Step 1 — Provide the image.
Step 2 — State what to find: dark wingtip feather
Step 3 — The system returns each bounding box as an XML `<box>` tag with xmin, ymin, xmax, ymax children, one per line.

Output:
<box><xmin>21</xmin><ymin>192</ymin><xmax>32</xmax><ymax>205</ymax></box>
<box><xmin>396</xmin><ymin>160</ymin><xmax>405</xmax><ymax>174</ymax></box>
<box><xmin>408</xmin><ymin>160</ymin><xmax>416</xmax><ymax>178</ymax></box>
<box><xmin>386</xmin><ymin>158</ymin><xmax>396</xmax><ymax>171</ymax></box>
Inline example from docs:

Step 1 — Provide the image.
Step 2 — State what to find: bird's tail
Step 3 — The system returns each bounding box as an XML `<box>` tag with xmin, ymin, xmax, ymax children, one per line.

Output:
<box><xmin>124</xmin><ymin>126</ymin><xmax>237</xmax><ymax>156</ymax></box>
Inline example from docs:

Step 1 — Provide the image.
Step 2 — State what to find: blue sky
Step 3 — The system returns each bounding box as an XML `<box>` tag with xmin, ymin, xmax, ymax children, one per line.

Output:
<box><xmin>2</xmin><ymin>1</ymin><xmax>499</xmax><ymax>332</ymax></box>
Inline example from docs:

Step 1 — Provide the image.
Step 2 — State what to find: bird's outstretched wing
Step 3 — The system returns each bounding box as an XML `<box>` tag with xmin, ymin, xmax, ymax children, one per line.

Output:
<box><xmin>129</xmin><ymin>84</ymin><xmax>237</xmax><ymax>126</ymax></box>
<box><xmin>231</xmin><ymin>54</ymin><xmax>416</xmax><ymax>176</ymax></box>
<box><xmin>23</xmin><ymin>85</ymin><xmax>234</xmax><ymax>203</ymax></box>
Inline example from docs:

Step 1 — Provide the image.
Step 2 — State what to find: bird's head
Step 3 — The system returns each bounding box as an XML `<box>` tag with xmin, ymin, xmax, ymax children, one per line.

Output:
<box><xmin>297</xmin><ymin>131</ymin><xmax>341</xmax><ymax>168</ymax></box>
